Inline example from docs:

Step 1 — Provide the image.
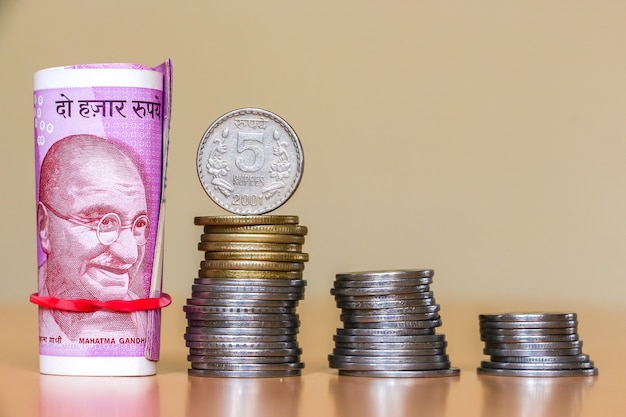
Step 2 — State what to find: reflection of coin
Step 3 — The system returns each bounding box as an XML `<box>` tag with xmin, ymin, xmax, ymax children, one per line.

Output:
<box><xmin>197</xmin><ymin>108</ymin><xmax>304</xmax><ymax>215</ymax></box>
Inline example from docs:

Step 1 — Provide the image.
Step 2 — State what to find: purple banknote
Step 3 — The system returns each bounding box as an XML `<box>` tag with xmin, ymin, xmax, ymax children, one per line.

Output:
<box><xmin>31</xmin><ymin>61</ymin><xmax>172</xmax><ymax>376</ymax></box>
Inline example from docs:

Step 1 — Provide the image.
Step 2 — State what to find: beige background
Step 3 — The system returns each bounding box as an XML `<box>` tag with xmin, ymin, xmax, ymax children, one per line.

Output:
<box><xmin>1</xmin><ymin>1</ymin><xmax>625</xmax><ymax>314</ymax></box>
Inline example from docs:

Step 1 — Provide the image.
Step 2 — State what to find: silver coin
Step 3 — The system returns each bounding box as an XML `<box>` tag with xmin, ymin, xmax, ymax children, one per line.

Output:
<box><xmin>480</xmin><ymin>327</ymin><xmax>577</xmax><ymax>336</ymax></box>
<box><xmin>335</xmin><ymin>292</ymin><xmax>434</xmax><ymax>302</ymax></box>
<box><xmin>335</xmin><ymin>270</ymin><xmax>434</xmax><ymax>281</ymax></box>
<box><xmin>185</xmin><ymin>326</ymin><xmax>298</xmax><ymax>336</ymax></box>
<box><xmin>338</xmin><ymin>368</ymin><xmax>460</xmax><ymax>378</ymax></box>
<box><xmin>329</xmin><ymin>354</ymin><xmax>449</xmax><ymax>364</ymax></box>
<box><xmin>185</xmin><ymin>312</ymin><xmax>298</xmax><ymax>322</ymax></box>
<box><xmin>193</xmin><ymin>278</ymin><xmax>306</xmax><ymax>287</ymax></box>
<box><xmin>186</xmin><ymin>297</ymin><xmax>298</xmax><ymax>308</ymax></box>
<box><xmin>191</xmin><ymin>291</ymin><xmax>304</xmax><ymax>301</ymax></box>
<box><xmin>483</xmin><ymin>347</ymin><xmax>582</xmax><ymax>357</ymax></box>
<box><xmin>479</xmin><ymin>313</ymin><xmax>577</xmax><ymax>322</ymax></box>
<box><xmin>197</xmin><ymin>108</ymin><xmax>304</xmax><ymax>215</ymax></box>
<box><xmin>185</xmin><ymin>336</ymin><xmax>298</xmax><ymax>346</ymax></box>
<box><xmin>490</xmin><ymin>354</ymin><xmax>590</xmax><ymax>364</ymax></box>
<box><xmin>191</xmin><ymin>284</ymin><xmax>304</xmax><ymax>294</ymax></box>
<box><xmin>188</xmin><ymin>368</ymin><xmax>301</xmax><ymax>378</ymax></box>
<box><xmin>337</xmin><ymin>328</ymin><xmax>435</xmax><ymax>337</ymax></box>
<box><xmin>340</xmin><ymin>305</ymin><xmax>440</xmax><ymax>315</ymax></box>
<box><xmin>183</xmin><ymin>304</ymin><xmax>296</xmax><ymax>315</ymax></box>
<box><xmin>187</xmin><ymin>342</ymin><xmax>299</xmax><ymax>351</ymax></box>
<box><xmin>483</xmin><ymin>341</ymin><xmax>582</xmax><ymax>350</ymax></box>
<box><xmin>345</xmin><ymin>319</ymin><xmax>442</xmax><ymax>329</ymax></box>
<box><xmin>329</xmin><ymin>359</ymin><xmax>450</xmax><ymax>371</ymax></box>
<box><xmin>191</xmin><ymin>362</ymin><xmax>305</xmax><ymax>371</ymax></box>
<box><xmin>185</xmin><ymin>318</ymin><xmax>299</xmax><ymax>328</ymax></box>
<box><xmin>333</xmin><ymin>277</ymin><xmax>433</xmax><ymax>288</ymax></box>
<box><xmin>331</xmin><ymin>285</ymin><xmax>430</xmax><ymax>296</ymax></box>
<box><xmin>479</xmin><ymin>320</ymin><xmax>578</xmax><ymax>329</ymax></box>
<box><xmin>336</xmin><ymin>297</ymin><xmax>436</xmax><ymax>310</ymax></box>
<box><xmin>188</xmin><ymin>355</ymin><xmax>300</xmax><ymax>364</ymax></box>
<box><xmin>334</xmin><ymin>341</ymin><xmax>447</xmax><ymax>350</ymax></box>
<box><xmin>333</xmin><ymin>334</ymin><xmax>445</xmax><ymax>344</ymax></box>
<box><xmin>189</xmin><ymin>347</ymin><xmax>302</xmax><ymax>356</ymax></box>
<box><xmin>477</xmin><ymin>367</ymin><xmax>598</xmax><ymax>377</ymax></box>
<box><xmin>333</xmin><ymin>348</ymin><xmax>447</xmax><ymax>357</ymax></box>
<box><xmin>340</xmin><ymin>312</ymin><xmax>441</xmax><ymax>323</ymax></box>
<box><xmin>480</xmin><ymin>333</ymin><xmax>579</xmax><ymax>343</ymax></box>
<box><xmin>480</xmin><ymin>360</ymin><xmax>595</xmax><ymax>371</ymax></box>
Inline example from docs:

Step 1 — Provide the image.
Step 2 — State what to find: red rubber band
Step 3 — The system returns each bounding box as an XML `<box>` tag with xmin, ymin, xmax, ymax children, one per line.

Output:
<box><xmin>29</xmin><ymin>293</ymin><xmax>172</xmax><ymax>313</ymax></box>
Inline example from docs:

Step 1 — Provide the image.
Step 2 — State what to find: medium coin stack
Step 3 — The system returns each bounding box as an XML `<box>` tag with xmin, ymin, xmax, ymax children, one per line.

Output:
<box><xmin>328</xmin><ymin>269</ymin><xmax>460</xmax><ymax>377</ymax></box>
<box><xmin>185</xmin><ymin>215</ymin><xmax>309</xmax><ymax>377</ymax></box>
<box><xmin>477</xmin><ymin>312</ymin><xmax>598</xmax><ymax>377</ymax></box>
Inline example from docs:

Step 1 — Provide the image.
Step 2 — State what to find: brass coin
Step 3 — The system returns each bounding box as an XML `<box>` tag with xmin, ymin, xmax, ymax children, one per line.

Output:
<box><xmin>198</xmin><ymin>269</ymin><xmax>304</xmax><ymax>279</ymax></box>
<box><xmin>194</xmin><ymin>215</ymin><xmax>300</xmax><ymax>226</ymax></box>
<box><xmin>200</xmin><ymin>259</ymin><xmax>304</xmax><ymax>271</ymax></box>
<box><xmin>204</xmin><ymin>251</ymin><xmax>309</xmax><ymax>262</ymax></box>
<box><xmin>198</xmin><ymin>241</ymin><xmax>303</xmax><ymax>252</ymax></box>
<box><xmin>201</xmin><ymin>233</ymin><xmax>305</xmax><ymax>244</ymax></box>
<box><xmin>203</xmin><ymin>224</ymin><xmax>307</xmax><ymax>235</ymax></box>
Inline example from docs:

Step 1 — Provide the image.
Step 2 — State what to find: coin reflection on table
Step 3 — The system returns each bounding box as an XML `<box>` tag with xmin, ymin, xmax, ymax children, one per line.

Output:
<box><xmin>39</xmin><ymin>374</ymin><xmax>160</xmax><ymax>417</ymax></box>
<box><xmin>479</xmin><ymin>374</ymin><xmax>595</xmax><ymax>417</ymax></box>
<box><xmin>329</xmin><ymin>374</ymin><xmax>454</xmax><ymax>417</ymax></box>
<box><xmin>186</xmin><ymin>375</ymin><xmax>302</xmax><ymax>417</ymax></box>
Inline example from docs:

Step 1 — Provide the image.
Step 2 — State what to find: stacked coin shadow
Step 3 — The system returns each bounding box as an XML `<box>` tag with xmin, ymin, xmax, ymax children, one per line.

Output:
<box><xmin>328</xmin><ymin>270</ymin><xmax>460</xmax><ymax>377</ymax></box>
<box><xmin>477</xmin><ymin>313</ymin><xmax>598</xmax><ymax>377</ymax></box>
<box><xmin>184</xmin><ymin>215</ymin><xmax>309</xmax><ymax>378</ymax></box>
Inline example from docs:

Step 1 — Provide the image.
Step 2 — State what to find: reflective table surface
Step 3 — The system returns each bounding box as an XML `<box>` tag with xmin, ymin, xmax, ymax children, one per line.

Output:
<box><xmin>2</xmin><ymin>296</ymin><xmax>624</xmax><ymax>417</ymax></box>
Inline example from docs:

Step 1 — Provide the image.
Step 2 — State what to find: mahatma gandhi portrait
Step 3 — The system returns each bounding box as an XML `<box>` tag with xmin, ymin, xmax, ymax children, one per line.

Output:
<box><xmin>37</xmin><ymin>134</ymin><xmax>150</xmax><ymax>341</ymax></box>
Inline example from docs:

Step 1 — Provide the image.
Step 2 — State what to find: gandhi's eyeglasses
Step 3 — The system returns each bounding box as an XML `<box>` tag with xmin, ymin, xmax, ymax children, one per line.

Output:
<box><xmin>41</xmin><ymin>203</ymin><xmax>149</xmax><ymax>246</ymax></box>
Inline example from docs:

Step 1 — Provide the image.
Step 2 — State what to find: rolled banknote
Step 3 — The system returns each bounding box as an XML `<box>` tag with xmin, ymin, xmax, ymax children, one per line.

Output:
<box><xmin>30</xmin><ymin>61</ymin><xmax>172</xmax><ymax>376</ymax></box>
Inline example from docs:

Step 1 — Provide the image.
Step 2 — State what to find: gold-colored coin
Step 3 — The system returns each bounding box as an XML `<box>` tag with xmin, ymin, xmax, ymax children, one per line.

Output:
<box><xmin>201</xmin><ymin>233</ymin><xmax>305</xmax><ymax>244</ymax></box>
<box><xmin>204</xmin><ymin>251</ymin><xmax>309</xmax><ymax>262</ymax></box>
<box><xmin>194</xmin><ymin>215</ymin><xmax>299</xmax><ymax>226</ymax></box>
<box><xmin>198</xmin><ymin>269</ymin><xmax>304</xmax><ymax>279</ymax></box>
<box><xmin>198</xmin><ymin>241</ymin><xmax>303</xmax><ymax>252</ymax></box>
<box><xmin>200</xmin><ymin>260</ymin><xmax>305</xmax><ymax>271</ymax></box>
<box><xmin>203</xmin><ymin>224</ymin><xmax>308</xmax><ymax>236</ymax></box>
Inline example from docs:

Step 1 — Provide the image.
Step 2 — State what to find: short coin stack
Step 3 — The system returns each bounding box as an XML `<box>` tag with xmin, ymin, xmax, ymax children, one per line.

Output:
<box><xmin>328</xmin><ymin>269</ymin><xmax>460</xmax><ymax>377</ymax></box>
<box><xmin>185</xmin><ymin>215</ymin><xmax>309</xmax><ymax>377</ymax></box>
<box><xmin>477</xmin><ymin>312</ymin><xmax>598</xmax><ymax>377</ymax></box>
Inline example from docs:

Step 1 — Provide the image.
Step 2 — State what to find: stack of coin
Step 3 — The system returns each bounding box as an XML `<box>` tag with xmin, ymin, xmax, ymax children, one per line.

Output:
<box><xmin>477</xmin><ymin>312</ymin><xmax>598</xmax><ymax>377</ymax></box>
<box><xmin>328</xmin><ymin>269</ymin><xmax>460</xmax><ymax>377</ymax></box>
<box><xmin>185</xmin><ymin>215</ymin><xmax>309</xmax><ymax>377</ymax></box>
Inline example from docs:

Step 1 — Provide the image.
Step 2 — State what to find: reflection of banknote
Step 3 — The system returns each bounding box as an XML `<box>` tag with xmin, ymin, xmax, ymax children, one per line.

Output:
<box><xmin>31</xmin><ymin>61</ymin><xmax>172</xmax><ymax>376</ymax></box>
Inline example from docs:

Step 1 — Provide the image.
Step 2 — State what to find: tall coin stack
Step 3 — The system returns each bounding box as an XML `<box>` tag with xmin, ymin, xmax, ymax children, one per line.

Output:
<box><xmin>184</xmin><ymin>215</ymin><xmax>309</xmax><ymax>377</ymax></box>
<box><xmin>477</xmin><ymin>312</ymin><xmax>598</xmax><ymax>377</ymax></box>
<box><xmin>328</xmin><ymin>269</ymin><xmax>460</xmax><ymax>377</ymax></box>
<box><xmin>191</xmin><ymin>108</ymin><xmax>307</xmax><ymax>377</ymax></box>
